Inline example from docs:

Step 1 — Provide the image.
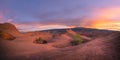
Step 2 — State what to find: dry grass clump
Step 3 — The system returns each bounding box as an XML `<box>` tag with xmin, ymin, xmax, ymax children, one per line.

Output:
<box><xmin>66</xmin><ymin>29</ymin><xmax>83</xmax><ymax>46</ymax></box>
<box><xmin>71</xmin><ymin>34</ymin><xmax>83</xmax><ymax>46</ymax></box>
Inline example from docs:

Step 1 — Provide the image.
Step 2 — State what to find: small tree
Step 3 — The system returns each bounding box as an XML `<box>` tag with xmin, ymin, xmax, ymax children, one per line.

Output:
<box><xmin>71</xmin><ymin>34</ymin><xmax>83</xmax><ymax>46</ymax></box>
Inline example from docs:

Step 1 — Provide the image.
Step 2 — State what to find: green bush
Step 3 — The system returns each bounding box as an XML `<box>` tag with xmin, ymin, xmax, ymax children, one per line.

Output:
<box><xmin>34</xmin><ymin>38</ymin><xmax>47</xmax><ymax>44</ymax></box>
<box><xmin>71</xmin><ymin>34</ymin><xmax>83</xmax><ymax>46</ymax></box>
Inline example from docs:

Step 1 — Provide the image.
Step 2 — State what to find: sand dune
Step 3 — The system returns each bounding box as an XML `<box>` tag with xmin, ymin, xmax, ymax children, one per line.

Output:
<box><xmin>0</xmin><ymin>23</ymin><xmax>120</xmax><ymax>60</ymax></box>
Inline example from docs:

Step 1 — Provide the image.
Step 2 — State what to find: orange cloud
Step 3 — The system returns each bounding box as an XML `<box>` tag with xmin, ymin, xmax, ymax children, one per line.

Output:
<box><xmin>89</xmin><ymin>18</ymin><xmax>110</xmax><ymax>28</ymax></box>
<box><xmin>83</xmin><ymin>18</ymin><xmax>120</xmax><ymax>31</ymax></box>
<box><xmin>86</xmin><ymin>7</ymin><xmax>120</xmax><ymax>31</ymax></box>
<box><xmin>101</xmin><ymin>22</ymin><xmax>120</xmax><ymax>31</ymax></box>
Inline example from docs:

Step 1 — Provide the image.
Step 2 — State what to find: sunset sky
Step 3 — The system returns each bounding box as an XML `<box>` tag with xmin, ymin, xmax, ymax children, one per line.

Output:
<box><xmin>0</xmin><ymin>0</ymin><xmax>120</xmax><ymax>32</ymax></box>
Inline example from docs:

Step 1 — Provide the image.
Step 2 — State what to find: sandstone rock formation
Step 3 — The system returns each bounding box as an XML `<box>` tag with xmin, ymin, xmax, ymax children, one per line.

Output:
<box><xmin>0</xmin><ymin>30</ymin><xmax>15</xmax><ymax>40</ymax></box>
<box><xmin>0</xmin><ymin>23</ymin><xmax>20</xmax><ymax>36</ymax></box>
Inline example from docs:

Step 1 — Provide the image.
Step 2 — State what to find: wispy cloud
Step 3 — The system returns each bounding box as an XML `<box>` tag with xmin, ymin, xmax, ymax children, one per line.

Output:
<box><xmin>13</xmin><ymin>23</ymin><xmax>70</xmax><ymax>32</ymax></box>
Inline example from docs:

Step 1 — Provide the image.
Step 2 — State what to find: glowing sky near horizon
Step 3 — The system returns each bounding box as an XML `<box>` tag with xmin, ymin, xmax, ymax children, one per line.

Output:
<box><xmin>0</xmin><ymin>0</ymin><xmax>120</xmax><ymax>32</ymax></box>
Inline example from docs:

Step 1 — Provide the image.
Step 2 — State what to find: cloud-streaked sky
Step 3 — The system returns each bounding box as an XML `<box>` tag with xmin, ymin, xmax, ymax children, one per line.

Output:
<box><xmin>0</xmin><ymin>0</ymin><xmax>120</xmax><ymax>32</ymax></box>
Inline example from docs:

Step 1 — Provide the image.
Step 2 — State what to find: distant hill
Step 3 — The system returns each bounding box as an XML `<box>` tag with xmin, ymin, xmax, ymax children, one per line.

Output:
<box><xmin>40</xmin><ymin>27</ymin><xmax>119</xmax><ymax>38</ymax></box>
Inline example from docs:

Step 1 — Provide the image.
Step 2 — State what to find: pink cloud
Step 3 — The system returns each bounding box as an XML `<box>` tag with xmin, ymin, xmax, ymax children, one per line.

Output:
<box><xmin>0</xmin><ymin>12</ymin><xmax>4</xmax><ymax>23</ymax></box>
<box><xmin>91</xmin><ymin>7</ymin><xmax>120</xmax><ymax>19</ymax></box>
<box><xmin>6</xmin><ymin>19</ymin><xmax>13</xmax><ymax>23</ymax></box>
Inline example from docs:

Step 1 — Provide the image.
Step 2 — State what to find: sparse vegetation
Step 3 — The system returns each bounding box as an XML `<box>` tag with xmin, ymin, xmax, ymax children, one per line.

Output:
<box><xmin>34</xmin><ymin>37</ymin><xmax>47</xmax><ymax>44</ymax></box>
<box><xmin>71</xmin><ymin>34</ymin><xmax>83</xmax><ymax>46</ymax></box>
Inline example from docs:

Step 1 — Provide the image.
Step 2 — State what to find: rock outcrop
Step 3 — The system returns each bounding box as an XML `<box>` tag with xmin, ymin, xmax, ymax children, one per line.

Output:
<box><xmin>0</xmin><ymin>30</ymin><xmax>15</xmax><ymax>40</ymax></box>
<box><xmin>0</xmin><ymin>23</ymin><xmax>20</xmax><ymax>36</ymax></box>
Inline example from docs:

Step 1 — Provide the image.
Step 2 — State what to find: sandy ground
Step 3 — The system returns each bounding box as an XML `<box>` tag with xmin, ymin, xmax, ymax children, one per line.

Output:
<box><xmin>0</xmin><ymin>32</ymin><xmax>119</xmax><ymax>60</ymax></box>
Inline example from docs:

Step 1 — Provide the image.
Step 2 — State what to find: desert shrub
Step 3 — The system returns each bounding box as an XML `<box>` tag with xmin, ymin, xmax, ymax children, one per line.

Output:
<box><xmin>34</xmin><ymin>37</ymin><xmax>47</xmax><ymax>44</ymax></box>
<box><xmin>71</xmin><ymin>34</ymin><xmax>83</xmax><ymax>46</ymax></box>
